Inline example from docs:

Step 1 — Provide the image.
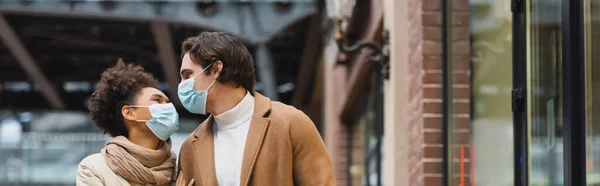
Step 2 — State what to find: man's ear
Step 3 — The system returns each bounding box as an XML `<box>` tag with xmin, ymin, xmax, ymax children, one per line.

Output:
<box><xmin>122</xmin><ymin>106</ymin><xmax>137</xmax><ymax>121</ymax></box>
<box><xmin>213</xmin><ymin>60</ymin><xmax>223</xmax><ymax>79</ymax></box>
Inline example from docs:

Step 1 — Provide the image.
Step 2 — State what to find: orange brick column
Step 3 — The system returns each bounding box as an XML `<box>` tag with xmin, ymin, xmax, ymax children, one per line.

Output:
<box><xmin>421</xmin><ymin>0</ymin><xmax>472</xmax><ymax>185</ymax></box>
<box><xmin>449</xmin><ymin>0</ymin><xmax>472</xmax><ymax>185</ymax></box>
<box><xmin>384</xmin><ymin>0</ymin><xmax>472</xmax><ymax>185</ymax></box>
<box><xmin>421</xmin><ymin>0</ymin><xmax>445</xmax><ymax>185</ymax></box>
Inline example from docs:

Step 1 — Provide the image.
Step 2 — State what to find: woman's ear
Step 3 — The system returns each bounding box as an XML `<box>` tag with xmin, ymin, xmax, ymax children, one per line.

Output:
<box><xmin>121</xmin><ymin>106</ymin><xmax>137</xmax><ymax>121</ymax></box>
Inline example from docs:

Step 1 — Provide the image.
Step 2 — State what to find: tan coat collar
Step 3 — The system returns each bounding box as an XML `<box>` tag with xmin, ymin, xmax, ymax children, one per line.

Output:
<box><xmin>190</xmin><ymin>92</ymin><xmax>272</xmax><ymax>186</ymax></box>
<box><xmin>191</xmin><ymin>92</ymin><xmax>271</xmax><ymax>139</ymax></box>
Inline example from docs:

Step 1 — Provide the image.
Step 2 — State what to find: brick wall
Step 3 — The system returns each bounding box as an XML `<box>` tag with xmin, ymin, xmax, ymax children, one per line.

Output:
<box><xmin>350</xmin><ymin>117</ymin><xmax>365</xmax><ymax>186</ymax></box>
<box><xmin>420</xmin><ymin>0</ymin><xmax>472</xmax><ymax>185</ymax></box>
<box><xmin>450</xmin><ymin>0</ymin><xmax>472</xmax><ymax>185</ymax></box>
<box><xmin>326</xmin><ymin>0</ymin><xmax>472</xmax><ymax>185</ymax></box>
<box><xmin>324</xmin><ymin>51</ymin><xmax>349</xmax><ymax>186</ymax></box>
<box><xmin>334</xmin><ymin>104</ymin><xmax>366</xmax><ymax>186</ymax></box>
<box><xmin>336</xmin><ymin>122</ymin><xmax>349</xmax><ymax>186</ymax></box>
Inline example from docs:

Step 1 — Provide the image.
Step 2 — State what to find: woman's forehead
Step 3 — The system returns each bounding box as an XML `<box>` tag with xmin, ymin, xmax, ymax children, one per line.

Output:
<box><xmin>139</xmin><ymin>87</ymin><xmax>167</xmax><ymax>98</ymax></box>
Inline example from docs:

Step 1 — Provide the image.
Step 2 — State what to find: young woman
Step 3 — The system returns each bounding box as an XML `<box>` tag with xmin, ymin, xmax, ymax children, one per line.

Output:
<box><xmin>77</xmin><ymin>60</ymin><xmax>179</xmax><ymax>186</ymax></box>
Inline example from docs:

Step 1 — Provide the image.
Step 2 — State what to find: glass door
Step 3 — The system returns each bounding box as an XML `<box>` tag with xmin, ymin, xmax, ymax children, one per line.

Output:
<box><xmin>526</xmin><ymin>0</ymin><xmax>565</xmax><ymax>185</ymax></box>
<box><xmin>515</xmin><ymin>0</ymin><xmax>589</xmax><ymax>185</ymax></box>
<box><xmin>585</xmin><ymin>0</ymin><xmax>600</xmax><ymax>185</ymax></box>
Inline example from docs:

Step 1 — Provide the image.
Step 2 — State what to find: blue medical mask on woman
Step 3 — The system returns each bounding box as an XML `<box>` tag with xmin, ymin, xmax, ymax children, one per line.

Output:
<box><xmin>177</xmin><ymin>63</ymin><xmax>215</xmax><ymax>115</ymax></box>
<box><xmin>129</xmin><ymin>103</ymin><xmax>179</xmax><ymax>141</ymax></box>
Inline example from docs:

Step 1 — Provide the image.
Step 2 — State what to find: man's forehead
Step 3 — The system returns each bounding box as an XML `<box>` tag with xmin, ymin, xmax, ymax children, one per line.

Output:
<box><xmin>180</xmin><ymin>54</ymin><xmax>195</xmax><ymax>70</ymax></box>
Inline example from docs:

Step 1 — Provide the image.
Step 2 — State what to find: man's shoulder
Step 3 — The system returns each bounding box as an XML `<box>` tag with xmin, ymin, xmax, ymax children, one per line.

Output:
<box><xmin>269</xmin><ymin>101</ymin><xmax>300</xmax><ymax>116</ymax></box>
<box><xmin>268</xmin><ymin>101</ymin><xmax>311</xmax><ymax>127</ymax></box>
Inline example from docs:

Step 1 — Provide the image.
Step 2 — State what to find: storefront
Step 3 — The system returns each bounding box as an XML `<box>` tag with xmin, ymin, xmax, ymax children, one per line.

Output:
<box><xmin>446</xmin><ymin>0</ymin><xmax>599</xmax><ymax>185</ymax></box>
<box><xmin>324</xmin><ymin>0</ymin><xmax>600</xmax><ymax>185</ymax></box>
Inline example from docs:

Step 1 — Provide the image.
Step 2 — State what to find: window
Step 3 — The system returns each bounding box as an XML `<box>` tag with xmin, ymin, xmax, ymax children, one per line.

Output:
<box><xmin>445</xmin><ymin>0</ymin><xmax>514</xmax><ymax>185</ymax></box>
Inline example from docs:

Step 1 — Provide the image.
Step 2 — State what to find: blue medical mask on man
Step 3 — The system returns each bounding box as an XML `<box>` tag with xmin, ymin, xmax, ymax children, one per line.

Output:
<box><xmin>128</xmin><ymin>103</ymin><xmax>179</xmax><ymax>141</ymax></box>
<box><xmin>178</xmin><ymin>63</ymin><xmax>216</xmax><ymax>115</ymax></box>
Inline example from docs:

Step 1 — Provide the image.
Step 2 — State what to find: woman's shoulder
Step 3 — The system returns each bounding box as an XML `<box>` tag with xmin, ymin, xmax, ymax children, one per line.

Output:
<box><xmin>81</xmin><ymin>153</ymin><xmax>104</xmax><ymax>162</ymax></box>
<box><xmin>77</xmin><ymin>153</ymin><xmax>106</xmax><ymax>185</ymax></box>
<box><xmin>78</xmin><ymin>153</ymin><xmax>106</xmax><ymax>178</ymax></box>
<box><xmin>79</xmin><ymin>153</ymin><xmax>105</xmax><ymax>168</ymax></box>
<box><xmin>77</xmin><ymin>153</ymin><xmax>133</xmax><ymax>186</ymax></box>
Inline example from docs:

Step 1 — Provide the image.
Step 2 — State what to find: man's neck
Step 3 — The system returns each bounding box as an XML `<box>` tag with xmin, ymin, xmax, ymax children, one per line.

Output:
<box><xmin>210</xmin><ymin>87</ymin><xmax>248</xmax><ymax>116</ymax></box>
<box><xmin>128</xmin><ymin>128</ymin><xmax>161</xmax><ymax>150</ymax></box>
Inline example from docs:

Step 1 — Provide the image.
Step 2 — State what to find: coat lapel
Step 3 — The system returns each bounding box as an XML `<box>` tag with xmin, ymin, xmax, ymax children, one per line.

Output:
<box><xmin>240</xmin><ymin>93</ymin><xmax>272</xmax><ymax>186</ymax></box>
<box><xmin>191</xmin><ymin>116</ymin><xmax>218</xmax><ymax>186</ymax></box>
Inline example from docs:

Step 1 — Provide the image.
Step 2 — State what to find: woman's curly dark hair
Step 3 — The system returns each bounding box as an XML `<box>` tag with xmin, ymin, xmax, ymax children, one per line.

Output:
<box><xmin>89</xmin><ymin>59</ymin><xmax>158</xmax><ymax>137</ymax></box>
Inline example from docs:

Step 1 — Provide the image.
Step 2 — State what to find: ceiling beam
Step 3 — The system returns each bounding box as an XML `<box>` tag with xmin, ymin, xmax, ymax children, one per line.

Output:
<box><xmin>255</xmin><ymin>43</ymin><xmax>280</xmax><ymax>101</ymax></box>
<box><xmin>21</xmin><ymin>28</ymin><xmax>157</xmax><ymax>59</ymax></box>
<box><xmin>0</xmin><ymin>1</ymin><xmax>316</xmax><ymax>44</ymax></box>
<box><xmin>291</xmin><ymin>12</ymin><xmax>322</xmax><ymax>108</ymax></box>
<box><xmin>0</xmin><ymin>13</ymin><xmax>66</xmax><ymax>109</ymax></box>
<box><xmin>151</xmin><ymin>22</ymin><xmax>182</xmax><ymax>108</ymax></box>
<box><xmin>340</xmin><ymin>0</ymin><xmax>384</xmax><ymax>124</ymax></box>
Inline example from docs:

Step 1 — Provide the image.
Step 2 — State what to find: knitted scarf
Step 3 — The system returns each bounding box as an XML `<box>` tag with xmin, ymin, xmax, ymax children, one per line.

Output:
<box><xmin>101</xmin><ymin>136</ymin><xmax>175</xmax><ymax>185</ymax></box>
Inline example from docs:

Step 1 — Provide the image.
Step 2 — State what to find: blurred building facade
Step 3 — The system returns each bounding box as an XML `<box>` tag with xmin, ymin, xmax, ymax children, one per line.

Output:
<box><xmin>323</xmin><ymin>0</ymin><xmax>600</xmax><ymax>186</ymax></box>
<box><xmin>3</xmin><ymin>0</ymin><xmax>600</xmax><ymax>186</ymax></box>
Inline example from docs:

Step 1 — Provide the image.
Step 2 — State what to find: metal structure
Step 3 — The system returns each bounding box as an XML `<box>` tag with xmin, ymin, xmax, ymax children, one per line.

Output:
<box><xmin>0</xmin><ymin>1</ymin><xmax>316</xmax><ymax>43</ymax></box>
<box><xmin>0</xmin><ymin>14</ymin><xmax>65</xmax><ymax>109</ymax></box>
<box><xmin>0</xmin><ymin>1</ymin><xmax>323</xmax><ymax>185</ymax></box>
<box><xmin>333</xmin><ymin>19</ymin><xmax>389</xmax><ymax>79</ymax></box>
<box><xmin>0</xmin><ymin>1</ymin><xmax>318</xmax><ymax>115</ymax></box>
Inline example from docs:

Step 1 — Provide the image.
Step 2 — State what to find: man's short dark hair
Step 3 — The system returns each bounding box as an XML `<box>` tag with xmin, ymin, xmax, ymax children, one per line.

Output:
<box><xmin>182</xmin><ymin>32</ymin><xmax>256</xmax><ymax>91</ymax></box>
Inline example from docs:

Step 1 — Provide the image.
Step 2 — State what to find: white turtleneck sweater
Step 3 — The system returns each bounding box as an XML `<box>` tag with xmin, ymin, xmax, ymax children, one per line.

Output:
<box><xmin>213</xmin><ymin>91</ymin><xmax>254</xmax><ymax>186</ymax></box>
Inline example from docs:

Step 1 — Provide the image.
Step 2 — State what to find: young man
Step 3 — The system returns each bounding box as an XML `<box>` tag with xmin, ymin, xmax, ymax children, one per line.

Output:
<box><xmin>175</xmin><ymin>32</ymin><xmax>335</xmax><ymax>186</ymax></box>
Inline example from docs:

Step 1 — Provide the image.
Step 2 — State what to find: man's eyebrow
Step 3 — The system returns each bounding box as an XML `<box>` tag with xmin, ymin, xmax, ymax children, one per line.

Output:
<box><xmin>180</xmin><ymin>69</ymin><xmax>191</xmax><ymax>77</ymax></box>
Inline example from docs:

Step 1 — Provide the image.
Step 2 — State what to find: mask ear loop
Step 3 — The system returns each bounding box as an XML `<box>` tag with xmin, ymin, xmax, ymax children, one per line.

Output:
<box><xmin>204</xmin><ymin>61</ymin><xmax>220</xmax><ymax>91</ymax></box>
<box><xmin>190</xmin><ymin>62</ymin><xmax>215</xmax><ymax>80</ymax></box>
<box><xmin>127</xmin><ymin>105</ymin><xmax>150</xmax><ymax>122</ymax></box>
<box><xmin>206</xmin><ymin>79</ymin><xmax>217</xmax><ymax>90</ymax></box>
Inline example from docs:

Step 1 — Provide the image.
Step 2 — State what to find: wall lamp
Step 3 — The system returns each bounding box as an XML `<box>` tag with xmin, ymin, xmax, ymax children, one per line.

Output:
<box><xmin>331</xmin><ymin>16</ymin><xmax>390</xmax><ymax>79</ymax></box>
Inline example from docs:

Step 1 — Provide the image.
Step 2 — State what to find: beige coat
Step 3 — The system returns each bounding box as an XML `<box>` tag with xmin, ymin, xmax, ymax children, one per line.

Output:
<box><xmin>77</xmin><ymin>153</ymin><xmax>173</xmax><ymax>186</ymax></box>
<box><xmin>76</xmin><ymin>153</ymin><xmax>139</xmax><ymax>186</ymax></box>
<box><xmin>175</xmin><ymin>92</ymin><xmax>335</xmax><ymax>186</ymax></box>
